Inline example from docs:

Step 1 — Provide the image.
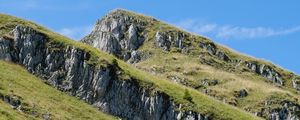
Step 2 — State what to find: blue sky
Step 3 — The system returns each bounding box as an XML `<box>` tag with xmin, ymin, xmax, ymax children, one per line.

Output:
<box><xmin>0</xmin><ymin>0</ymin><xmax>299</xmax><ymax>74</ymax></box>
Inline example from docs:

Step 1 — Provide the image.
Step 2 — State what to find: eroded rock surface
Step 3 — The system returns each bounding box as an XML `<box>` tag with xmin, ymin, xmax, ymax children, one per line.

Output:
<box><xmin>248</xmin><ymin>98</ymin><xmax>300</xmax><ymax>120</ymax></box>
<box><xmin>155</xmin><ymin>31</ymin><xmax>186</xmax><ymax>51</ymax></box>
<box><xmin>81</xmin><ymin>9</ymin><xmax>148</xmax><ymax>63</ymax></box>
<box><xmin>0</xmin><ymin>25</ymin><xmax>204</xmax><ymax>120</ymax></box>
<box><xmin>246</xmin><ymin>61</ymin><xmax>284</xmax><ymax>86</ymax></box>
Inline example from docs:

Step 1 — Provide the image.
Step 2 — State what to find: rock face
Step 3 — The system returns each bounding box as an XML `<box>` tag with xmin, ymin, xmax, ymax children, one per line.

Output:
<box><xmin>81</xmin><ymin>9</ymin><xmax>149</xmax><ymax>63</ymax></box>
<box><xmin>78</xmin><ymin>9</ymin><xmax>300</xmax><ymax>120</ymax></box>
<box><xmin>292</xmin><ymin>79</ymin><xmax>300</xmax><ymax>90</ymax></box>
<box><xmin>198</xmin><ymin>41</ymin><xmax>285</xmax><ymax>87</ymax></box>
<box><xmin>260</xmin><ymin>100</ymin><xmax>300</xmax><ymax>120</ymax></box>
<box><xmin>0</xmin><ymin>25</ymin><xmax>205</xmax><ymax>120</ymax></box>
<box><xmin>82</xmin><ymin>9</ymin><xmax>190</xmax><ymax>63</ymax></box>
<box><xmin>155</xmin><ymin>31</ymin><xmax>186</xmax><ymax>51</ymax></box>
<box><xmin>198</xmin><ymin>42</ymin><xmax>230</xmax><ymax>62</ymax></box>
<box><xmin>80</xmin><ymin>10</ymin><xmax>297</xmax><ymax>94</ymax></box>
<box><xmin>245</xmin><ymin>62</ymin><xmax>283</xmax><ymax>86</ymax></box>
<box><xmin>0</xmin><ymin>36</ymin><xmax>15</xmax><ymax>61</ymax></box>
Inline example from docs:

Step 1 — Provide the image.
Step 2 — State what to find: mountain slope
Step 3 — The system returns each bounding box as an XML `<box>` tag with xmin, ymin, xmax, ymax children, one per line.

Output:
<box><xmin>0</xmin><ymin>13</ymin><xmax>261</xmax><ymax>119</ymax></box>
<box><xmin>0</xmin><ymin>61</ymin><xmax>115</xmax><ymax>120</ymax></box>
<box><xmin>81</xmin><ymin>9</ymin><xmax>300</xmax><ymax>120</ymax></box>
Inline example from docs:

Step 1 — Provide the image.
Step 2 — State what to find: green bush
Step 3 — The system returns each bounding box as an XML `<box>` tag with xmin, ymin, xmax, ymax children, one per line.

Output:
<box><xmin>112</xmin><ymin>58</ymin><xmax>118</xmax><ymax>66</ymax></box>
<box><xmin>183</xmin><ymin>89</ymin><xmax>193</xmax><ymax>102</ymax></box>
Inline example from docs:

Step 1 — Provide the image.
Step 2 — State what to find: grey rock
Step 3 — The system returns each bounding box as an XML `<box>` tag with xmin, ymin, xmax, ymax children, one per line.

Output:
<box><xmin>198</xmin><ymin>42</ymin><xmax>230</xmax><ymax>61</ymax></box>
<box><xmin>42</xmin><ymin>113</ymin><xmax>51</xmax><ymax>120</ymax></box>
<box><xmin>201</xmin><ymin>79</ymin><xmax>219</xmax><ymax>86</ymax></box>
<box><xmin>235</xmin><ymin>89</ymin><xmax>248</xmax><ymax>98</ymax></box>
<box><xmin>155</xmin><ymin>31</ymin><xmax>171</xmax><ymax>51</ymax></box>
<box><xmin>249</xmin><ymin>98</ymin><xmax>300</xmax><ymax>120</ymax></box>
<box><xmin>0</xmin><ymin>37</ymin><xmax>15</xmax><ymax>61</ymax></box>
<box><xmin>155</xmin><ymin>31</ymin><xmax>186</xmax><ymax>51</ymax></box>
<box><xmin>0</xmin><ymin>95</ymin><xmax>21</xmax><ymax>109</ymax></box>
<box><xmin>81</xmin><ymin>9</ymin><xmax>146</xmax><ymax>63</ymax></box>
<box><xmin>127</xmin><ymin>50</ymin><xmax>141</xmax><ymax>64</ymax></box>
<box><xmin>246</xmin><ymin>62</ymin><xmax>284</xmax><ymax>86</ymax></box>
<box><xmin>216</xmin><ymin>51</ymin><xmax>230</xmax><ymax>62</ymax></box>
<box><xmin>292</xmin><ymin>79</ymin><xmax>300</xmax><ymax>90</ymax></box>
<box><xmin>267</xmin><ymin>102</ymin><xmax>300</xmax><ymax>120</ymax></box>
<box><xmin>0</xmin><ymin>25</ymin><xmax>204</xmax><ymax>120</ymax></box>
<box><xmin>127</xmin><ymin>24</ymin><xmax>139</xmax><ymax>50</ymax></box>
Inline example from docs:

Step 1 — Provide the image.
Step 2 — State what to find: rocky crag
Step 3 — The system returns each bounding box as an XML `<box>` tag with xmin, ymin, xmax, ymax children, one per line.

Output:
<box><xmin>0</xmin><ymin>26</ymin><xmax>209</xmax><ymax>120</ymax></box>
<box><xmin>1</xmin><ymin>9</ymin><xmax>299</xmax><ymax>120</ymax></box>
<box><xmin>81</xmin><ymin>9</ymin><xmax>300</xmax><ymax>120</ymax></box>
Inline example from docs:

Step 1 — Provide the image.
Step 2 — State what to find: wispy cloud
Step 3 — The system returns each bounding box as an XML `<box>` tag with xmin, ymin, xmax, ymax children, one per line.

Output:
<box><xmin>56</xmin><ymin>25</ymin><xmax>93</xmax><ymax>40</ymax></box>
<box><xmin>176</xmin><ymin>19</ymin><xmax>300</xmax><ymax>40</ymax></box>
<box><xmin>216</xmin><ymin>25</ymin><xmax>300</xmax><ymax>39</ymax></box>
<box><xmin>0</xmin><ymin>0</ymin><xmax>38</xmax><ymax>10</ymax></box>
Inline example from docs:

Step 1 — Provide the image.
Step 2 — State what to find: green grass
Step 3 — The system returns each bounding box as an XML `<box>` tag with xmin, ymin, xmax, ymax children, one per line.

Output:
<box><xmin>120</xmin><ymin>8</ymin><xmax>298</xmax><ymax>85</ymax></box>
<box><xmin>0</xmin><ymin>100</ymin><xmax>35</xmax><ymax>120</ymax></box>
<box><xmin>0</xmin><ymin>13</ymin><xmax>263</xmax><ymax>119</ymax></box>
<box><xmin>97</xmin><ymin>10</ymin><xmax>300</xmax><ymax>119</ymax></box>
<box><xmin>0</xmin><ymin>61</ymin><xmax>116</xmax><ymax>120</ymax></box>
<box><xmin>118</xmin><ymin>59</ymin><xmax>261</xmax><ymax>120</ymax></box>
<box><xmin>0</xmin><ymin>13</ymin><xmax>114</xmax><ymax>65</ymax></box>
<box><xmin>135</xmin><ymin>40</ymin><xmax>300</xmax><ymax>110</ymax></box>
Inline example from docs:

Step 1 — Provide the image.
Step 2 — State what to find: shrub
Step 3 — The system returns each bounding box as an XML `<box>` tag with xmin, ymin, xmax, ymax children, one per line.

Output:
<box><xmin>112</xmin><ymin>58</ymin><xmax>118</xmax><ymax>66</ymax></box>
<box><xmin>183</xmin><ymin>89</ymin><xmax>193</xmax><ymax>102</ymax></box>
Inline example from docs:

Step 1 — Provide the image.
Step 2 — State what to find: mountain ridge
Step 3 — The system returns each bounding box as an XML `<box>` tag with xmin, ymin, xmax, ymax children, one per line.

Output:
<box><xmin>0</xmin><ymin>9</ymin><xmax>299</xmax><ymax>120</ymax></box>
<box><xmin>82</xmin><ymin>9</ymin><xmax>300</xmax><ymax>120</ymax></box>
<box><xmin>0</xmin><ymin>13</ymin><xmax>261</xmax><ymax>119</ymax></box>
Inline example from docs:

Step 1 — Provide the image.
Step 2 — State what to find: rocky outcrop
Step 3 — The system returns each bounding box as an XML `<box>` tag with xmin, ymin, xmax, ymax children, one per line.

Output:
<box><xmin>198</xmin><ymin>41</ymin><xmax>287</xmax><ymax>89</ymax></box>
<box><xmin>0</xmin><ymin>94</ymin><xmax>22</xmax><ymax>110</ymax></box>
<box><xmin>0</xmin><ymin>25</ymin><xmax>205</xmax><ymax>120</ymax></box>
<box><xmin>155</xmin><ymin>31</ymin><xmax>186</xmax><ymax>51</ymax></box>
<box><xmin>257</xmin><ymin>100</ymin><xmax>300</xmax><ymax>120</ymax></box>
<box><xmin>198</xmin><ymin>42</ymin><xmax>230</xmax><ymax>62</ymax></box>
<box><xmin>0</xmin><ymin>92</ymin><xmax>51</xmax><ymax>119</ymax></box>
<box><xmin>234</xmin><ymin>89</ymin><xmax>248</xmax><ymax>98</ymax></box>
<box><xmin>0</xmin><ymin>36</ymin><xmax>15</xmax><ymax>61</ymax></box>
<box><xmin>80</xmin><ymin>10</ymin><xmax>297</xmax><ymax>94</ymax></box>
<box><xmin>81</xmin><ymin>9</ymin><xmax>148</xmax><ymax>63</ymax></box>
<box><xmin>245</xmin><ymin>62</ymin><xmax>283</xmax><ymax>86</ymax></box>
<box><xmin>292</xmin><ymin>79</ymin><xmax>300</xmax><ymax>90</ymax></box>
<box><xmin>82</xmin><ymin>9</ymin><xmax>192</xmax><ymax>64</ymax></box>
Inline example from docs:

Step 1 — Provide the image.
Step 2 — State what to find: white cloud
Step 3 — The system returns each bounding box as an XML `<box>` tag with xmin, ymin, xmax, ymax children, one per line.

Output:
<box><xmin>216</xmin><ymin>25</ymin><xmax>300</xmax><ymax>39</ymax></box>
<box><xmin>0</xmin><ymin>0</ymin><xmax>38</xmax><ymax>10</ymax></box>
<box><xmin>57</xmin><ymin>25</ymin><xmax>93</xmax><ymax>40</ymax></box>
<box><xmin>176</xmin><ymin>19</ymin><xmax>300</xmax><ymax>40</ymax></box>
<box><xmin>176</xmin><ymin>19</ymin><xmax>217</xmax><ymax>33</ymax></box>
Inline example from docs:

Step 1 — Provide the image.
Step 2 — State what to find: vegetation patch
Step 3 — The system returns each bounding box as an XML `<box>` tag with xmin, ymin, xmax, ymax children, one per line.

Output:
<box><xmin>0</xmin><ymin>61</ymin><xmax>116</xmax><ymax>120</ymax></box>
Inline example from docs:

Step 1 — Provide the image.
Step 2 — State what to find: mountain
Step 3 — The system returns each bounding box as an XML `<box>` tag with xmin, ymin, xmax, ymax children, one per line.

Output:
<box><xmin>81</xmin><ymin>9</ymin><xmax>300</xmax><ymax>120</ymax></box>
<box><xmin>0</xmin><ymin>9</ymin><xmax>299</xmax><ymax>120</ymax></box>
<box><xmin>0</xmin><ymin>12</ymin><xmax>260</xmax><ymax>120</ymax></box>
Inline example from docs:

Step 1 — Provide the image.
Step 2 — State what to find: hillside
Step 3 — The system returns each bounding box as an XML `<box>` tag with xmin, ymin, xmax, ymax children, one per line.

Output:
<box><xmin>81</xmin><ymin>9</ymin><xmax>300</xmax><ymax>120</ymax></box>
<box><xmin>0</xmin><ymin>13</ymin><xmax>261</xmax><ymax>120</ymax></box>
<box><xmin>0</xmin><ymin>61</ymin><xmax>115</xmax><ymax>120</ymax></box>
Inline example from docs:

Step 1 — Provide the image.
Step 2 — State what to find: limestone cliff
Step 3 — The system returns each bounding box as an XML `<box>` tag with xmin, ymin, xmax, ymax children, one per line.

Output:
<box><xmin>0</xmin><ymin>26</ymin><xmax>206</xmax><ymax>120</ymax></box>
<box><xmin>81</xmin><ymin>9</ymin><xmax>300</xmax><ymax>120</ymax></box>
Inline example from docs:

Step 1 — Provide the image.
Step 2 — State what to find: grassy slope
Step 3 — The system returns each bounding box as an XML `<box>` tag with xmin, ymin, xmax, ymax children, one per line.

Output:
<box><xmin>101</xmin><ymin>10</ymin><xmax>300</xmax><ymax>116</ymax></box>
<box><xmin>0</xmin><ymin>13</ymin><xmax>262</xmax><ymax>119</ymax></box>
<box><xmin>0</xmin><ymin>100</ymin><xmax>34</xmax><ymax>120</ymax></box>
<box><xmin>135</xmin><ymin>49</ymin><xmax>300</xmax><ymax>111</ymax></box>
<box><xmin>0</xmin><ymin>61</ymin><xmax>116</xmax><ymax>120</ymax></box>
<box><xmin>128</xmin><ymin>10</ymin><xmax>300</xmax><ymax>113</ymax></box>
